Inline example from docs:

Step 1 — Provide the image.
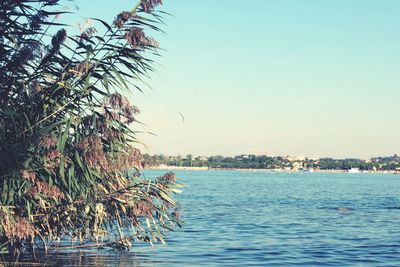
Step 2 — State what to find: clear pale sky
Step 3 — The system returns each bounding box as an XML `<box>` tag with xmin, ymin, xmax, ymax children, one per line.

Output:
<box><xmin>74</xmin><ymin>0</ymin><xmax>400</xmax><ymax>158</ymax></box>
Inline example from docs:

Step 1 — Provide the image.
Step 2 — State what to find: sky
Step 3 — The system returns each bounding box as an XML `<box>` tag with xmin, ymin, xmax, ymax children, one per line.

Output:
<box><xmin>72</xmin><ymin>0</ymin><xmax>400</xmax><ymax>158</ymax></box>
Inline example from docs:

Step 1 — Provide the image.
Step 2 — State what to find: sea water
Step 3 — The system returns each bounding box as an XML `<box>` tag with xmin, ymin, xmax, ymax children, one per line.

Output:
<box><xmin>18</xmin><ymin>170</ymin><xmax>400</xmax><ymax>266</ymax></box>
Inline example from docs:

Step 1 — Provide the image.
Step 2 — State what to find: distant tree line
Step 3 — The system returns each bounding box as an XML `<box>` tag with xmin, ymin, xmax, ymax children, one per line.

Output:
<box><xmin>143</xmin><ymin>154</ymin><xmax>400</xmax><ymax>171</ymax></box>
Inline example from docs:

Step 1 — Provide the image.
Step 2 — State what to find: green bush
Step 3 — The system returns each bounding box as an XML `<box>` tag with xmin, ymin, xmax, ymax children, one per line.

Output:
<box><xmin>0</xmin><ymin>0</ymin><xmax>182</xmax><ymax>255</ymax></box>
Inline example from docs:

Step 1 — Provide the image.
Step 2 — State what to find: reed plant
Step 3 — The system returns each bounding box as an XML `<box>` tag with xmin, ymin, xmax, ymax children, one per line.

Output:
<box><xmin>0</xmin><ymin>0</ymin><xmax>182</xmax><ymax>256</ymax></box>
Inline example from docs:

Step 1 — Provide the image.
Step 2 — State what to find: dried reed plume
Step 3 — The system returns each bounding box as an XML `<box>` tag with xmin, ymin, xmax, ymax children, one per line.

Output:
<box><xmin>141</xmin><ymin>0</ymin><xmax>163</xmax><ymax>13</ymax></box>
<box><xmin>114</xmin><ymin>11</ymin><xmax>138</xmax><ymax>28</ymax></box>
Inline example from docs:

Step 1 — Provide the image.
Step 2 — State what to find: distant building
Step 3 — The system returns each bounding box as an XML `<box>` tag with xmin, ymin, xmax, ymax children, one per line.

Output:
<box><xmin>199</xmin><ymin>156</ymin><xmax>208</xmax><ymax>161</ymax></box>
<box><xmin>285</xmin><ymin>155</ymin><xmax>306</xmax><ymax>162</ymax></box>
<box><xmin>292</xmin><ymin>161</ymin><xmax>303</xmax><ymax>171</ymax></box>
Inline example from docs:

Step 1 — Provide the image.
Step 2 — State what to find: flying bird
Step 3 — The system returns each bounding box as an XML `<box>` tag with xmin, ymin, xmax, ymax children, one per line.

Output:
<box><xmin>177</xmin><ymin>112</ymin><xmax>185</xmax><ymax>123</ymax></box>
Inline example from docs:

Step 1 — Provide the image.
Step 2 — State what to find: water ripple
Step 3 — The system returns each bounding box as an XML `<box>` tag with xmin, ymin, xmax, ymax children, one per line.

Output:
<box><xmin>16</xmin><ymin>171</ymin><xmax>400</xmax><ymax>266</ymax></box>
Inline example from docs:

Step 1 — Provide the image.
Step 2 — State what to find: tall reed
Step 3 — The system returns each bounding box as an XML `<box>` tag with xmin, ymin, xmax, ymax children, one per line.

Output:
<box><xmin>0</xmin><ymin>0</ymin><xmax>182</xmax><ymax>256</ymax></box>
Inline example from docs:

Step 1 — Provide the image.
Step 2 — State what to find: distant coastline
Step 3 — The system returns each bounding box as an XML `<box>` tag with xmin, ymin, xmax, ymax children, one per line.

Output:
<box><xmin>147</xmin><ymin>164</ymin><xmax>400</xmax><ymax>174</ymax></box>
<box><xmin>144</xmin><ymin>154</ymin><xmax>400</xmax><ymax>174</ymax></box>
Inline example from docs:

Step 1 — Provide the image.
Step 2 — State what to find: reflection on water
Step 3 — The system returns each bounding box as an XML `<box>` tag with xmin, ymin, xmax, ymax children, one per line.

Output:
<box><xmin>16</xmin><ymin>250</ymin><xmax>160</xmax><ymax>267</ymax></box>
<box><xmin>9</xmin><ymin>171</ymin><xmax>400</xmax><ymax>266</ymax></box>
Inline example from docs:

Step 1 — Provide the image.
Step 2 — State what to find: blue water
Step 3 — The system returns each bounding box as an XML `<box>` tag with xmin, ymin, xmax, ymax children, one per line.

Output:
<box><xmin>20</xmin><ymin>170</ymin><xmax>400</xmax><ymax>266</ymax></box>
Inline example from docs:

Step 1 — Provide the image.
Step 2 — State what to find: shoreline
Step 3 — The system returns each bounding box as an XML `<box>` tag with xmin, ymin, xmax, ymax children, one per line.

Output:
<box><xmin>146</xmin><ymin>165</ymin><xmax>399</xmax><ymax>174</ymax></box>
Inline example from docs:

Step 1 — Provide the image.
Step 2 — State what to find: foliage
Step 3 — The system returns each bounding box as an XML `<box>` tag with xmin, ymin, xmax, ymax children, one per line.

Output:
<box><xmin>0</xmin><ymin>0</ymin><xmax>182</xmax><ymax>255</ymax></box>
<box><xmin>144</xmin><ymin>153</ymin><xmax>400</xmax><ymax>171</ymax></box>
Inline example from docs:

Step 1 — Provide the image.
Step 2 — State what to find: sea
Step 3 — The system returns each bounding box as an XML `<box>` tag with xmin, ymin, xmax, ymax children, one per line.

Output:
<box><xmin>17</xmin><ymin>170</ymin><xmax>400</xmax><ymax>266</ymax></box>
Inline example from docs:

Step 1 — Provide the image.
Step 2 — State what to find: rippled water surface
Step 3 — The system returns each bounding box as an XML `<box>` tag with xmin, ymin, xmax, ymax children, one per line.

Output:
<box><xmin>18</xmin><ymin>171</ymin><xmax>400</xmax><ymax>266</ymax></box>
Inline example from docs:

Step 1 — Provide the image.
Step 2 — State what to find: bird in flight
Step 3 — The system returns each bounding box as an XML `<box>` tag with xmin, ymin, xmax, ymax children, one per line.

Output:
<box><xmin>177</xmin><ymin>112</ymin><xmax>185</xmax><ymax>123</ymax></box>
